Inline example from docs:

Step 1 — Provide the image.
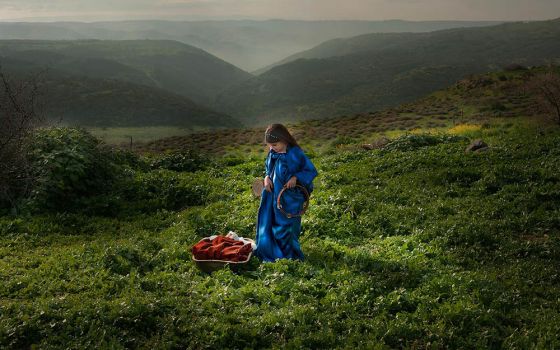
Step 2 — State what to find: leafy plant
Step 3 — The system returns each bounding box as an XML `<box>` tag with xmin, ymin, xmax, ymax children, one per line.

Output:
<box><xmin>24</xmin><ymin>127</ymin><xmax>120</xmax><ymax>212</ymax></box>
<box><xmin>148</xmin><ymin>149</ymin><xmax>207</xmax><ymax>172</ymax></box>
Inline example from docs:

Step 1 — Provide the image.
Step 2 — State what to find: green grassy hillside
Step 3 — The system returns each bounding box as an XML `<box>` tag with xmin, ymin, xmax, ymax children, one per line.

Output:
<box><xmin>1</xmin><ymin>120</ymin><xmax>559</xmax><ymax>348</ymax></box>
<box><xmin>0</xmin><ymin>39</ymin><xmax>252</xmax><ymax>107</ymax></box>
<box><xmin>1</xmin><ymin>67</ymin><xmax>559</xmax><ymax>348</ymax></box>
<box><xmin>217</xmin><ymin>18</ymin><xmax>560</xmax><ymax>124</ymax></box>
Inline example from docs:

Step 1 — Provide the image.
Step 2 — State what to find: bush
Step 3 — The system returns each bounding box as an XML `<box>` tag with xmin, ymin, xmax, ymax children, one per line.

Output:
<box><xmin>122</xmin><ymin>170</ymin><xmax>209</xmax><ymax>212</ymax></box>
<box><xmin>330</xmin><ymin>135</ymin><xmax>355</xmax><ymax>148</ymax></box>
<box><xmin>24</xmin><ymin>127</ymin><xmax>120</xmax><ymax>212</ymax></box>
<box><xmin>503</xmin><ymin>63</ymin><xmax>528</xmax><ymax>71</ymax></box>
<box><xmin>148</xmin><ymin>149</ymin><xmax>207</xmax><ymax>172</ymax></box>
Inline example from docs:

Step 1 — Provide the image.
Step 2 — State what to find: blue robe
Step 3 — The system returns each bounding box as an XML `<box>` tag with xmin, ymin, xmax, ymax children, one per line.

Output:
<box><xmin>255</xmin><ymin>145</ymin><xmax>318</xmax><ymax>262</ymax></box>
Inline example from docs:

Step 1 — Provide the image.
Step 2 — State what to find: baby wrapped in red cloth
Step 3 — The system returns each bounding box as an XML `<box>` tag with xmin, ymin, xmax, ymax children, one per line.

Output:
<box><xmin>192</xmin><ymin>235</ymin><xmax>253</xmax><ymax>262</ymax></box>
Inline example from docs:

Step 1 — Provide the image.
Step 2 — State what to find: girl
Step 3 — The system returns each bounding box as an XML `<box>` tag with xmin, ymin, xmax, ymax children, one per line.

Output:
<box><xmin>255</xmin><ymin>124</ymin><xmax>318</xmax><ymax>262</ymax></box>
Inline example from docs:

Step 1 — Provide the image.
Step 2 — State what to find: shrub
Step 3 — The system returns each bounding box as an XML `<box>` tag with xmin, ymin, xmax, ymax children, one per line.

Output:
<box><xmin>330</xmin><ymin>135</ymin><xmax>355</xmax><ymax>148</ymax></box>
<box><xmin>111</xmin><ymin>149</ymin><xmax>150</xmax><ymax>171</ymax></box>
<box><xmin>25</xmin><ymin>127</ymin><xmax>120</xmax><ymax>212</ymax></box>
<box><xmin>504</xmin><ymin>63</ymin><xmax>528</xmax><ymax>71</ymax></box>
<box><xmin>148</xmin><ymin>149</ymin><xmax>207</xmax><ymax>172</ymax></box>
<box><xmin>122</xmin><ymin>170</ymin><xmax>209</xmax><ymax>212</ymax></box>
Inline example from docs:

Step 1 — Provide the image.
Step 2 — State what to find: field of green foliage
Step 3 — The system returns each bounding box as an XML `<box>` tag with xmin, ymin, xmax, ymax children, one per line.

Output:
<box><xmin>1</xmin><ymin>119</ymin><xmax>559</xmax><ymax>348</ymax></box>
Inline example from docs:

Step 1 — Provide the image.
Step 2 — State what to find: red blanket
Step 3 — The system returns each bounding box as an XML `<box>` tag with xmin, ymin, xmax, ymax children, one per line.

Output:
<box><xmin>192</xmin><ymin>236</ymin><xmax>252</xmax><ymax>262</ymax></box>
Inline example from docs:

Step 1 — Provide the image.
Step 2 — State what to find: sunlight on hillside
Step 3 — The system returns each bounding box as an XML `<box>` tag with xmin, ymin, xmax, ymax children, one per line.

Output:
<box><xmin>448</xmin><ymin>123</ymin><xmax>482</xmax><ymax>134</ymax></box>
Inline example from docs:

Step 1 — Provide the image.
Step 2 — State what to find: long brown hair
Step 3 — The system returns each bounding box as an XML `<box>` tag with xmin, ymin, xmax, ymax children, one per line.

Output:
<box><xmin>264</xmin><ymin>124</ymin><xmax>299</xmax><ymax>148</ymax></box>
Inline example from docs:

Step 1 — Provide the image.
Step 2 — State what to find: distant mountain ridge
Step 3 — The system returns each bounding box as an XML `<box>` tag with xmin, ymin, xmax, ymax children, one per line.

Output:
<box><xmin>0</xmin><ymin>20</ymin><xmax>503</xmax><ymax>72</ymax></box>
<box><xmin>260</xmin><ymin>18</ymin><xmax>560</xmax><ymax>72</ymax></box>
<box><xmin>0</xmin><ymin>53</ymin><xmax>241</xmax><ymax>128</ymax></box>
<box><xmin>215</xmin><ymin>18</ymin><xmax>560</xmax><ymax>125</ymax></box>
<box><xmin>0</xmin><ymin>39</ymin><xmax>252</xmax><ymax>107</ymax></box>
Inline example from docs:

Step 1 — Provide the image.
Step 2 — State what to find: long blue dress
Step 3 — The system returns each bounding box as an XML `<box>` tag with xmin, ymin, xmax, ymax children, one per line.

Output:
<box><xmin>255</xmin><ymin>145</ymin><xmax>318</xmax><ymax>262</ymax></box>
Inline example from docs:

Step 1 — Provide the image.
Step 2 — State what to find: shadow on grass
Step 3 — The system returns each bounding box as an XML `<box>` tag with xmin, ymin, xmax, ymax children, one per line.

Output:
<box><xmin>304</xmin><ymin>240</ymin><xmax>427</xmax><ymax>291</ymax></box>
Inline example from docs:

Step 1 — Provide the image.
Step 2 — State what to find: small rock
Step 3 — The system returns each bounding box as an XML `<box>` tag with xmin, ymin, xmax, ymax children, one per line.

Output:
<box><xmin>465</xmin><ymin>139</ymin><xmax>489</xmax><ymax>153</ymax></box>
<box><xmin>373</xmin><ymin>137</ymin><xmax>390</xmax><ymax>148</ymax></box>
<box><xmin>362</xmin><ymin>137</ymin><xmax>390</xmax><ymax>150</ymax></box>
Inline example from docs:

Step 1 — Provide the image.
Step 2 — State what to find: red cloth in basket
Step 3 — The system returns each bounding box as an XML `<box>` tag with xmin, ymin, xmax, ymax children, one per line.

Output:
<box><xmin>192</xmin><ymin>236</ymin><xmax>252</xmax><ymax>262</ymax></box>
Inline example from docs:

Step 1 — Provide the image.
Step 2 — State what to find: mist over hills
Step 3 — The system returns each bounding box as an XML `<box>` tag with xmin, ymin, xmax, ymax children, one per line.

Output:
<box><xmin>216</xmin><ymin>18</ymin><xmax>560</xmax><ymax>125</ymax></box>
<box><xmin>0</xmin><ymin>20</ymin><xmax>502</xmax><ymax>72</ymax></box>
<box><xmin>0</xmin><ymin>39</ymin><xmax>251</xmax><ymax>107</ymax></box>
<box><xmin>1</xmin><ymin>19</ymin><xmax>558</xmax><ymax>129</ymax></box>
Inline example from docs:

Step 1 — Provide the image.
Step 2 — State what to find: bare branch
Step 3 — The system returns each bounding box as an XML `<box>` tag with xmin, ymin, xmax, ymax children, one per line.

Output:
<box><xmin>526</xmin><ymin>67</ymin><xmax>560</xmax><ymax>125</ymax></box>
<box><xmin>0</xmin><ymin>65</ymin><xmax>46</xmax><ymax>212</ymax></box>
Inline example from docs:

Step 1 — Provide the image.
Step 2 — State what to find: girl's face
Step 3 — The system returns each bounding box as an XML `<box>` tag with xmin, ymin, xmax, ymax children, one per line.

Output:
<box><xmin>267</xmin><ymin>141</ymin><xmax>288</xmax><ymax>153</ymax></box>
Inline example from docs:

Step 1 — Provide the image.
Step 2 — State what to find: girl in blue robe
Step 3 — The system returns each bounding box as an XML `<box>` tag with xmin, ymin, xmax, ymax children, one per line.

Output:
<box><xmin>255</xmin><ymin>124</ymin><xmax>318</xmax><ymax>262</ymax></box>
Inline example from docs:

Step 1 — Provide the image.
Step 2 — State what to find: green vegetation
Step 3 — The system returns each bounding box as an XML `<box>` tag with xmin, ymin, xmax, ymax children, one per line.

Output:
<box><xmin>23</xmin><ymin>128</ymin><xmax>120</xmax><ymax>213</ymax></box>
<box><xmin>2</xmin><ymin>67</ymin><xmax>559</xmax><ymax>348</ymax></box>
<box><xmin>5</xmin><ymin>127</ymin><xmax>219</xmax><ymax>217</ymax></box>
<box><xmin>1</xmin><ymin>117</ymin><xmax>559</xmax><ymax>348</ymax></box>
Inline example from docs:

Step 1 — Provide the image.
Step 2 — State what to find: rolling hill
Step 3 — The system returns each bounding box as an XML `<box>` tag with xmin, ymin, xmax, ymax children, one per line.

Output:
<box><xmin>0</xmin><ymin>20</ymin><xmax>502</xmax><ymax>72</ymax></box>
<box><xmin>135</xmin><ymin>65</ymin><xmax>550</xmax><ymax>154</ymax></box>
<box><xmin>0</xmin><ymin>57</ymin><xmax>240</xmax><ymax>128</ymax></box>
<box><xmin>0</xmin><ymin>39</ymin><xmax>252</xmax><ymax>107</ymax></box>
<box><xmin>215</xmin><ymin>18</ymin><xmax>560</xmax><ymax>125</ymax></box>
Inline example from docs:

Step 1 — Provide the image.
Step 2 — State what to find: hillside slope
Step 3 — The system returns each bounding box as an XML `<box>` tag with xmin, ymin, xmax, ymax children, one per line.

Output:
<box><xmin>216</xmin><ymin>18</ymin><xmax>560</xmax><ymax>124</ymax></box>
<box><xmin>0</xmin><ymin>57</ymin><xmax>240</xmax><ymax>128</ymax></box>
<box><xmin>0</xmin><ymin>39</ymin><xmax>252</xmax><ymax>107</ymax></box>
<box><xmin>136</xmin><ymin>66</ymin><xmax>550</xmax><ymax>154</ymax></box>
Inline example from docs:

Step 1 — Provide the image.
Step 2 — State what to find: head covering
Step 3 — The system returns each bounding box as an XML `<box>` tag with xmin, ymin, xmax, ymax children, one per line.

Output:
<box><xmin>265</xmin><ymin>132</ymin><xmax>281</xmax><ymax>143</ymax></box>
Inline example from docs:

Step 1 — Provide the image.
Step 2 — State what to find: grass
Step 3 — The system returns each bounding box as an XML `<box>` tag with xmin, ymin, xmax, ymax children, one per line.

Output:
<box><xmin>2</xmin><ymin>67</ymin><xmax>559</xmax><ymax>348</ymax></box>
<box><xmin>87</xmin><ymin>126</ymin><xmax>205</xmax><ymax>145</ymax></box>
<box><xmin>1</xmin><ymin>118</ymin><xmax>559</xmax><ymax>348</ymax></box>
<box><xmin>448</xmin><ymin>123</ymin><xmax>483</xmax><ymax>137</ymax></box>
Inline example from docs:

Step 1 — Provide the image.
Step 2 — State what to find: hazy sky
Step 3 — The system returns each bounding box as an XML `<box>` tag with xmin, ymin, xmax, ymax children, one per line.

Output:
<box><xmin>0</xmin><ymin>0</ymin><xmax>559</xmax><ymax>22</ymax></box>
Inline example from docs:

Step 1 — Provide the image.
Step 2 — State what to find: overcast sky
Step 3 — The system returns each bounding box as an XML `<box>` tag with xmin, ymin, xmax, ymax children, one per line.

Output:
<box><xmin>0</xmin><ymin>0</ymin><xmax>559</xmax><ymax>22</ymax></box>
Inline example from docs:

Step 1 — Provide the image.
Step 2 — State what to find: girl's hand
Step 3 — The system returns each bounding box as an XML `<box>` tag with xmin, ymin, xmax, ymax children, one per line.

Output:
<box><xmin>286</xmin><ymin>176</ymin><xmax>297</xmax><ymax>189</ymax></box>
<box><xmin>264</xmin><ymin>176</ymin><xmax>273</xmax><ymax>192</ymax></box>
